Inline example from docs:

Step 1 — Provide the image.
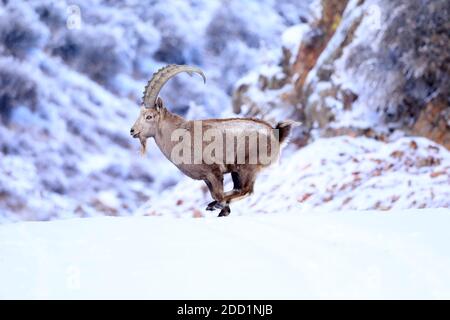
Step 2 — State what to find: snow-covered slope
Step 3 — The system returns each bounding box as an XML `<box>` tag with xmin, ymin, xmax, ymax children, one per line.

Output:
<box><xmin>140</xmin><ymin>135</ymin><xmax>450</xmax><ymax>218</ymax></box>
<box><xmin>1</xmin><ymin>209</ymin><xmax>450</xmax><ymax>299</ymax></box>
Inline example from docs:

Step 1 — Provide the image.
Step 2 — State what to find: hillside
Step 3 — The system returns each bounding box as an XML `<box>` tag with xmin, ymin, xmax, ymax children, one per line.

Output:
<box><xmin>141</xmin><ymin>136</ymin><xmax>450</xmax><ymax>217</ymax></box>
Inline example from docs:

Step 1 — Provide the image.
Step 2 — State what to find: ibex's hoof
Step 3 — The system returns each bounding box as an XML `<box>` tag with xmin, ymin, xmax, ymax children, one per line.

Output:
<box><xmin>218</xmin><ymin>206</ymin><xmax>231</xmax><ymax>217</ymax></box>
<box><xmin>206</xmin><ymin>201</ymin><xmax>224</xmax><ymax>211</ymax></box>
<box><xmin>206</xmin><ymin>201</ymin><xmax>217</xmax><ymax>211</ymax></box>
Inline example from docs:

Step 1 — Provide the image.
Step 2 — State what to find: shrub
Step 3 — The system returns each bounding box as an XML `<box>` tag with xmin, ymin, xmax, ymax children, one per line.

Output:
<box><xmin>380</xmin><ymin>0</ymin><xmax>450</xmax><ymax>124</ymax></box>
<box><xmin>51</xmin><ymin>28</ymin><xmax>126</xmax><ymax>85</ymax></box>
<box><xmin>32</xmin><ymin>0</ymin><xmax>66</xmax><ymax>30</ymax></box>
<box><xmin>0</xmin><ymin>2</ymin><xmax>49</xmax><ymax>58</ymax></box>
<box><xmin>0</xmin><ymin>58</ymin><xmax>38</xmax><ymax>121</ymax></box>
<box><xmin>206</xmin><ymin>4</ymin><xmax>259</xmax><ymax>55</ymax></box>
<box><xmin>149</xmin><ymin>1</ymin><xmax>197</xmax><ymax>64</ymax></box>
<box><xmin>205</xmin><ymin>0</ymin><xmax>282</xmax><ymax>55</ymax></box>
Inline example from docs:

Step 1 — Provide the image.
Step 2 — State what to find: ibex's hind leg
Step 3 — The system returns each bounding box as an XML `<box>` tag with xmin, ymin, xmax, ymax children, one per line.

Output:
<box><xmin>222</xmin><ymin>171</ymin><xmax>242</xmax><ymax>198</ymax></box>
<box><xmin>223</xmin><ymin>169</ymin><xmax>257</xmax><ymax>204</ymax></box>
<box><xmin>215</xmin><ymin>171</ymin><xmax>244</xmax><ymax>217</ymax></box>
<box><xmin>218</xmin><ymin>206</ymin><xmax>231</xmax><ymax>217</ymax></box>
<box><xmin>231</xmin><ymin>172</ymin><xmax>242</xmax><ymax>190</ymax></box>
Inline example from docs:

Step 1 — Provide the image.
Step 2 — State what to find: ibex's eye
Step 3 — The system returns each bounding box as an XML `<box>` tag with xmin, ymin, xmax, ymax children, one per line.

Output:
<box><xmin>146</xmin><ymin>115</ymin><xmax>153</xmax><ymax>120</ymax></box>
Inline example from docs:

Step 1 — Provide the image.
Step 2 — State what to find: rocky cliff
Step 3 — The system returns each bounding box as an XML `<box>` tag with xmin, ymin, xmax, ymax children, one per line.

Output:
<box><xmin>233</xmin><ymin>0</ymin><xmax>450</xmax><ymax>148</ymax></box>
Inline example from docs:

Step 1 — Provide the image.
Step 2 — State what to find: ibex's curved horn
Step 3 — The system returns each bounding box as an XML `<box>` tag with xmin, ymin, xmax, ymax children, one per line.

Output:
<box><xmin>142</xmin><ymin>64</ymin><xmax>206</xmax><ymax>109</ymax></box>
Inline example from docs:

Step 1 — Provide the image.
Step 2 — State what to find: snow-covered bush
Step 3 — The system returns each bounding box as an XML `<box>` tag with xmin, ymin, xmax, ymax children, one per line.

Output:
<box><xmin>205</xmin><ymin>0</ymin><xmax>283</xmax><ymax>55</ymax></box>
<box><xmin>126</xmin><ymin>19</ymin><xmax>161</xmax><ymax>76</ymax></box>
<box><xmin>32</xmin><ymin>0</ymin><xmax>66</xmax><ymax>30</ymax></box>
<box><xmin>51</xmin><ymin>28</ymin><xmax>127</xmax><ymax>85</ymax></box>
<box><xmin>379</xmin><ymin>0</ymin><xmax>450</xmax><ymax>125</ymax></box>
<box><xmin>206</xmin><ymin>6</ymin><xmax>258</xmax><ymax>55</ymax></box>
<box><xmin>0</xmin><ymin>58</ymin><xmax>38</xmax><ymax>120</ymax></box>
<box><xmin>274</xmin><ymin>0</ymin><xmax>313</xmax><ymax>26</ymax></box>
<box><xmin>149</xmin><ymin>0</ymin><xmax>199</xmax><ymax>64</ymax></box>
<box><xmin>203</xmin><ymin>0</ymin><xmax>287</xmax><ymax>93</ymax></box>
<box><xmin>217</xmin><ymin>43</ymin><xmax>260</xmax><ymax>94</ymax></box>
<box><xmin>0</xmin><ymin>2</ymin><xmax>49</xmax><ymax>58</ymax></box>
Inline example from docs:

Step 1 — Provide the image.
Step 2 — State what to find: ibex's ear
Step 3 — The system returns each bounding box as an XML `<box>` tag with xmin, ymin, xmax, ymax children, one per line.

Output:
<box><xmin>155</xmin><ymin>97</ymin><xmax>164</xmax><ymax>111</ymax></box>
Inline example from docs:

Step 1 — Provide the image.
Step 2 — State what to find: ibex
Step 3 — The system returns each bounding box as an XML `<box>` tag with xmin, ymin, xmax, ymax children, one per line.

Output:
<box><xmin>131</xmin><ymin>64</ymin><xmax>298</xmax><ymax>217</ymax></box>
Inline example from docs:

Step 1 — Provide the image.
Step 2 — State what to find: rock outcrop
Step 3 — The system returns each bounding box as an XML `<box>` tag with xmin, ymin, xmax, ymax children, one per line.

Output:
<box><xmin>232</xmin><ymin>0</ymin><xmax>450</xmax><ymax>149</ymax></box>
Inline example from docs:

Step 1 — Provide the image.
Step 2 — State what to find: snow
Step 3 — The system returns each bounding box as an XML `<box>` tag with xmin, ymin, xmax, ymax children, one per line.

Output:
<box><xmin>140</xmin><ymin>136</ymin><xmax>450</xmax><ymax>218</ymax></box>
<box><xmin>298</xmin><ymin>0</ymin><xmax>390</xmax><ymax>131</ymax></box>
<box><xmin>281</xmin><ymin>23</ymin><xmax>311</xmax><ymax>63</ymax></box>
<box><xmin>1</xmin><ymin>209</ymin><xmax>450</xmax><ymax>299</ymax></box>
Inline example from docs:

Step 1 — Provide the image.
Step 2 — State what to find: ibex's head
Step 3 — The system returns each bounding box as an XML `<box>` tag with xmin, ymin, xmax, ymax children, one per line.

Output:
<box><xmin>130</xmin><ymin>64</ymin><xmax>206</xmax><ymax>154</ymax></box>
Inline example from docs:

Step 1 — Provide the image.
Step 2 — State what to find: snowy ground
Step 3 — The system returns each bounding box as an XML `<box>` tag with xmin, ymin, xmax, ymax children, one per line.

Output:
<box><xmin>1</xmin><ymin>209</ymin><xmax>450</xmax><ymax>299</ymax></box>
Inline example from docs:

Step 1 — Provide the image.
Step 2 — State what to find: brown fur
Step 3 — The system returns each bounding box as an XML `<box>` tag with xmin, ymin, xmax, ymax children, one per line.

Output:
<box><xmin>276</xmin><ymin>120</ymin><xmax>300</xmax><ymax>144</ymax></box>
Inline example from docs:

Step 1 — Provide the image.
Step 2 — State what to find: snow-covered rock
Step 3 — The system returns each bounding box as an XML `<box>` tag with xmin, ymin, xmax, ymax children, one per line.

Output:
<box><xmin>281</xmin><ymin>23</ymin><xmax>311</xmax><ymax>65</ymax></box>
<box><xmin>232</xmin><ymin>0</ymin><xmax>450</xmax><ymax>148</ymax></box>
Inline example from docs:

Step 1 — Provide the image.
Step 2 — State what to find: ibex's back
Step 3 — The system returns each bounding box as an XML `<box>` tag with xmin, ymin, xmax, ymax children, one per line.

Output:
<box><xmin>179</xmin><ymin>117</ymin><xmax>293</xmax><ymax>167</ymax></box>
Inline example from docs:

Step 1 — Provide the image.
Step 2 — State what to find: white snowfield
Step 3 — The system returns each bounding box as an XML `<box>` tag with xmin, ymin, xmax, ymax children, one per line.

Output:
<box><xmin>1</xmin><ymin>209</ymin><xmax>450</xmax><ymax>299</ymax></box>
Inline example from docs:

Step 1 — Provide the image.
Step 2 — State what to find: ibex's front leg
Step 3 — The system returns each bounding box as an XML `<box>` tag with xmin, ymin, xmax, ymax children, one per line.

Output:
<box><xmin>204</xmin><ymin>173</ymin><xmax>231</xmax><ymax>217</ymax></box>
<box><xmin>205</xmin><ymin>182</ymin><xmax>223</xmax><ymax>211</ymax></box>
<box><xmin>204</xmin><ymin>174</ymin><xmax>224</xmax><ymax>209</ymax></box>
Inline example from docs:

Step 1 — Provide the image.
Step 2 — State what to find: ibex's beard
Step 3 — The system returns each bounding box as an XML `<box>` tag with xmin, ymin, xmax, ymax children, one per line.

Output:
<box><xmin>139</xmin><ymin>136</ymin><xmax>147</xmax><ymax>155</ymax></box>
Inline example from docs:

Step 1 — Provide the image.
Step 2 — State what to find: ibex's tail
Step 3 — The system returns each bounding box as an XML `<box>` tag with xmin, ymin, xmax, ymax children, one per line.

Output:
<box><xmin>275</xmin><ymin>120</ymin><xmax>301</xmax><ymax>144</ymax></box>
